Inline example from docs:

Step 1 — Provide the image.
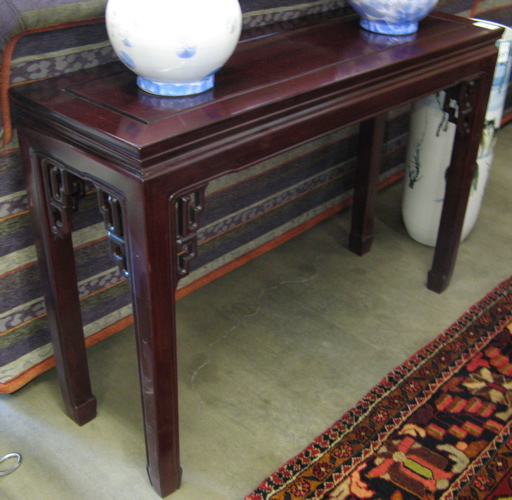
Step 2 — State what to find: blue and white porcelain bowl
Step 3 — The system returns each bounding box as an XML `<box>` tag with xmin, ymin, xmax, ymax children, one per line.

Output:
<box><xmin>106</xmin><ymin>0</ymin><xmax>242</xmax><ymax>96</ymax></box>
<box><xmin>348</xmin><ymin>0</ymin><xmax>438</xmax><ymax>35</ymax></box>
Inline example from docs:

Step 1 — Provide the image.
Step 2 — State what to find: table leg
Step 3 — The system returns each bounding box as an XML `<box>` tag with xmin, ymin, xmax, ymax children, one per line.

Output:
<box><xmin>119</xmin><ymin>185</ymin><xmax>184</xmax><ymax>497</ymax></box>
<box><xmin>349</xmin><ymin>114</ymin><xmax>387</xmax><ymax>255</ymax></box>
<box><xmin>19</xmin><ymin>137</ymin><xmax>96</xmax><ymax>425</ymax></box>
<box><xmin>428</xmin><ymin>75</ymin><xmax>494</xmax><ymax>293</ymax></box>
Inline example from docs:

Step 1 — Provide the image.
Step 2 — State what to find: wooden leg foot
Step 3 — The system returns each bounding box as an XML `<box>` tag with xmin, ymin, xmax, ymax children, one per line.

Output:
<box><xmin>427</xmin><ymin>269</ymin><xmax>448</xmax><ymax>293</ymax></box>
<box><xmin>72</xmin><ymin>395</ymin><xmax>97</xmax><ymax>426</ymax></box>
<box><xmin>148</xmin><ymin>464</ymin><xmax>182</xmax><ymax>498</ymax></box>
<box><xmin>348</xmin><ymin>234</ymin><xmax>373</xmax><ymax>256</ymax></box>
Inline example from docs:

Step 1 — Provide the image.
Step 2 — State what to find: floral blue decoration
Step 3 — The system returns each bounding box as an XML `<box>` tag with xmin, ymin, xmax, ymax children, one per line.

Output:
<box><xmin>361</xmin><ymin>19</ymin><xmax>418</xmax><ymax>35</ymax></box>
<box><xmin>137</xmin><ymin>74</ymin><xmax>215</xmax><ymax>97</ymax></box>
<box><xmin>119</xmin><ymin>51</ymin><xmax>136</xmax><ymax>70</ymax></box>
<box><xmin>348</xmin><ymin>0</ymin><xmax>438</xmax><ymax>35</ymax></box>
<box><xmin>176</xmin><ymin>45</ymin><xmax>197</xmax><ymax>59</ymax></box>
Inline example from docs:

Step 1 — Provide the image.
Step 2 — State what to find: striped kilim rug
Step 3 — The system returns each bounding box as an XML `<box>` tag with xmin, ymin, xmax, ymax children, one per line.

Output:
<box><xmin>247</xmin><ymin>276</ymin><xmax>512</xmax><ymax>500</ymax></box>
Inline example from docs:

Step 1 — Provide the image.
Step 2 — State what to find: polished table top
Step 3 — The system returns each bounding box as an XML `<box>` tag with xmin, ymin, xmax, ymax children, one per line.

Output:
<box><xmin>13</xmin><ymin>13</ymin><xmax>502</xmax><ymax>175</ymax></box>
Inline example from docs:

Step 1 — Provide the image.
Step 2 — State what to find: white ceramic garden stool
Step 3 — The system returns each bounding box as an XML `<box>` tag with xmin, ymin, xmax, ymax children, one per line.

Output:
<box><xmin>402</xmin><ymin>20</ymin><xmax>512</xmax><ymax>246</ymax></box>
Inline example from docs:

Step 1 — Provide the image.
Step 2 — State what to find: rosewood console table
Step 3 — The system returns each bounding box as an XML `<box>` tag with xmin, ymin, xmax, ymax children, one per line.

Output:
<box><xmin>10</xmin><ymin>12</ymin><xmax>502</xmax><ymax>497</ymax></box>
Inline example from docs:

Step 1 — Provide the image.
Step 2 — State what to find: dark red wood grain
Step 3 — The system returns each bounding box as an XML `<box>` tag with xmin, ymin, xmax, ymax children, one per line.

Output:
<box><xmin>11</xmin><ymin>12</ymin><xmax>502</xmax><ymax>497</ymax></box>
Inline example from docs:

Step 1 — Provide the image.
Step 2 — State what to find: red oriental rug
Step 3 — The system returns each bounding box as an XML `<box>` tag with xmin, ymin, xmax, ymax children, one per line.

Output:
<box><xmin>246</xmin><ymin>276</ymin><xmax>512</xmax><ymax>500</ymax></box>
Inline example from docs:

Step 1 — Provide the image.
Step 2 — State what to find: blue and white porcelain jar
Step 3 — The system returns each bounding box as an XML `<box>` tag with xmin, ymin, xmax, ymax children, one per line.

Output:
<box><xmin>402</xmin><ymin>22</ymin><xmax>512</xmax><ymax>246</ymax></box>
<box><xmin>106</xmin><ymin>0</ymin><xmax>242</xmax><ymax>96</ymax></box>
<box><xmin>348</xmin><ymin>0</ymin><xmax>438</xmax><ymax>35</ymax></box>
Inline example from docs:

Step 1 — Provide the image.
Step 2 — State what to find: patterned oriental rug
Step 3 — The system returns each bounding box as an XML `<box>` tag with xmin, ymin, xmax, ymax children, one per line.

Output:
<box><xmin>246</xmin><ymin>275</ymin><xmax>512</xmax><ymax>500</ymax></box>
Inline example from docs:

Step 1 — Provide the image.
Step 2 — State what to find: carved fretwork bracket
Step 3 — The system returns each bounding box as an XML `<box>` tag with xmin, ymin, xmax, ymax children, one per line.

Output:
<box><xmin>98</xmin><ymin>190</ymin><xmax>129</xmax><ymax>279</ymax></box>
<box><xmin>175</xmin><ymin>187</ymin><xmax>206</xmax><ymax>279</ymax></box>
<box><xmin>40</xmin><ymin>157</ymin><xmax>85</xmax><ymax>239</ymax></box>
<box><xmin>443</xmin><ymin>80</ymin><xmax>476</xmax><ymax>137</ymax></box>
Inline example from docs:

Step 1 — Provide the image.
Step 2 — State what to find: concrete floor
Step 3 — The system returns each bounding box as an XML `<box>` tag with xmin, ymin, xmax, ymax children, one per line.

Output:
<box><xmin>2</xmin><ymin>125</ymin><xmax>511</xmax><ymax>499</ymax></box>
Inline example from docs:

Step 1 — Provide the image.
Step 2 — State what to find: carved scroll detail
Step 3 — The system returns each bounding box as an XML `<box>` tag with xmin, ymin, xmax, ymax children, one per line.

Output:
<box><xmin>443</xmin><ymin>80</ymin><xmax>476</xmax><ymax>137</ymax></box>
<box><xmin>40</xmin><ymin>157</ymin><xmax>85</xmax><ymax>239</ymax></box>
<box><xmin>98</xmin><ymin>190</ymin><xmax>129</xmax><ymax>279</ymax></box>
<box><xmin>175</xmin><ymin>187</ymin><xmax>206</xmax><ymax>279</ymax></box>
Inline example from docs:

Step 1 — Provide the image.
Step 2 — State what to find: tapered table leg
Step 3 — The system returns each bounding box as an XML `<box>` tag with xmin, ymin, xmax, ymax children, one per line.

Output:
<box><xmin>20</xmin><ymin>135</ymin><xmax>96</xmax><ymax>425</ymax></box>
<box><xmin>349</xmin><ymin>113</ymin><xmax>387</xmax><ymax>255</ymax></box>
<box><xmin>428</xmin><ymin>74</ymin><xmax>494</xmax><ymax>293</ymax></box>
<box><xmin>119</xmin><ymin>183</ymin><xmax>186</xmax><ymax>497</ymax></box>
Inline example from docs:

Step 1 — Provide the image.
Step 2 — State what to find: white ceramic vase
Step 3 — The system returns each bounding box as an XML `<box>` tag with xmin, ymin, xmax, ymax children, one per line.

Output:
<box><xmin>106</xmin><ymin>0</ymin><xmax>242</xmax><ymax>96</ymax></box>
<box><xmin>401</xmin><ymin>91</ymin><xmax>456</xmax><ymax>246</ymax></box>
<box><xmin>402</xmin><ymin>22</ymin><xmax>512</xmax><ymax>246</ymax></box>
<box><xmin>347</xmin><ymin>0</ymin><xmax>438</xmax><ymax>35</ymax></box>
